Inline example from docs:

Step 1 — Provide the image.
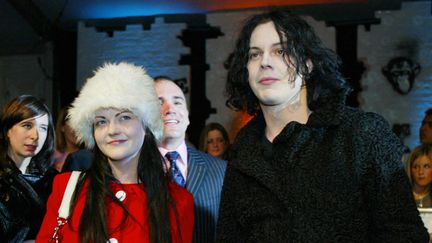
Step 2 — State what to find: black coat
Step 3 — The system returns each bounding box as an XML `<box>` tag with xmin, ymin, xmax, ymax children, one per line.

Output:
<box><xmin>216</xmin><ymin>107</ymin><xmax>429</xmax><ymax>242</ymax></box>
<box><xmin>0</xmin><ymin>160</ymin><xmax>56</xmax><ymax>242</ymax></box>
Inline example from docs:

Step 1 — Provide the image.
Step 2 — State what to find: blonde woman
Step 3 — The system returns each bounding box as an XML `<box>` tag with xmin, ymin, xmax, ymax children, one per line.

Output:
<box><xmin>408</xmin><ymin>145</ymin><xmax>432</xmax><ymax>207</ymax></box>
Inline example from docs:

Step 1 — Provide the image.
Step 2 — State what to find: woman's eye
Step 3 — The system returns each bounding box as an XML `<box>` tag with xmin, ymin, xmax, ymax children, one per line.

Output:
<box><xmin>94</xmin><ymin>120</ymin><xmax>106</xmax><ymax>127</ymax></box>
<box><xmin>120</xmin><ymin>115</ymin><xmax>132</xmax><ymax>121</ymax></box>
<box><xmin>22</xmin><ymin>123</ymin><xmax>32</xmax><ymax>129</ymax></box>
<box><xmin>39</xmin><ymin>126</ymin><xmax>48</xmax><ymax>132</ymax></box>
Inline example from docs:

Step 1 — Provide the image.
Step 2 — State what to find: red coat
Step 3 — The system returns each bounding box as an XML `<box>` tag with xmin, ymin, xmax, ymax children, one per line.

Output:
<box><xmin>36</xmin><ymin>172</ymin><xmax>194</xmax><ymax>243</ymax></box>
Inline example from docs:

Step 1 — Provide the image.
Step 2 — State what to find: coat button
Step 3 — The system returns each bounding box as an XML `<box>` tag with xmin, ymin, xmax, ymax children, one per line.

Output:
<box><xmin>115</xmin><ymin>190</ymin><xmax>126</xmax><ymax>202</ymax></box>
<box><xmin>108</xmin><ymin>238</ymin><xmax>118</xmax><ymax>243</ymax></box>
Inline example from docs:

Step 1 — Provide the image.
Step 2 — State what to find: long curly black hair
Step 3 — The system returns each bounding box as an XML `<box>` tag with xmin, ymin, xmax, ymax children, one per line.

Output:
<box><xmin>225</xmin><ymin>10</ymin><xmax>350</xmax><ymax>116</ymax></box>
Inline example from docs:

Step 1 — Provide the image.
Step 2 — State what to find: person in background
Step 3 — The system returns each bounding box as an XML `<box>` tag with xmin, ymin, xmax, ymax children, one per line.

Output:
<box><xmin>154</xmin><ymin>76</ymin><xmax>226</xmax><ymax>243</ymax></box>
<box><xmin>199</xmin><ymin>122</ymin><xmax>231</xmax><ymax>160</ymax></box>
<box><xmin>408</xmin><ymin>145</ymin><xmax>432</xmax><ymax>208</ymax></box>
<box><xmin>216</xmin><ymin>10</ymin><xmax>428</xmax><ymax>242</ymax></box>
<box><xmin>0</xmin><ymin>94</ymin><xmax>56</xmax><ymax>242</ymax></box>
<box><xmin>420</xmin><ymin>108</ymin><xmax>432</xmax><ymax>146</ymax></box>
<box><xmin>61</xmin><ymin>148</ymin><xmax>93</xmax><ymax>172</ymax></box>
<box><xmin>37</xmin><ymin>62</ymin><xmax>194</xmax><ymax>242</ymax></box>
<box><xmin>52</xmin><ymin>106</ymin><xmax>80</xmax><ymax>172</ymax></box>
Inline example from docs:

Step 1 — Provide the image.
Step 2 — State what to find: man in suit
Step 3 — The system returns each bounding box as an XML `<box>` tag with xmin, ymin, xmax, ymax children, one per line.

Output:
<box><xmin>154</xmin><ymin>76</ymin><xmax>227</xmax><ymax>243</ymax></box>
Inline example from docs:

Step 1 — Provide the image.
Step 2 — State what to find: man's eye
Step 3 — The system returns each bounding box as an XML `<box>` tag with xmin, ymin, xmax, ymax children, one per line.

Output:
<box><xmin>274</xmin><ymin>49</ymin><xmax>285</xmax><ymax>55</ymax></box>
<box><xmin>249</xmin><ymin>52</ymin><xmax>261</xmax><ymax>60</ymax></box>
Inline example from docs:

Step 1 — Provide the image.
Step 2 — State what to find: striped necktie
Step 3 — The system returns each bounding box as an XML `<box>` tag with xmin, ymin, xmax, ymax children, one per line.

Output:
<box><xmin>165</xmin><ymin>151</ymin><xmax>186</xmax><ymax>187</ymax></box>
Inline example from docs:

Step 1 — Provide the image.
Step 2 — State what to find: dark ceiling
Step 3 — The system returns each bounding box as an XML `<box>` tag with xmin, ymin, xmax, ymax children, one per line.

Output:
<box><xmin>0</xmin><ymin>0</ymin><xmax>420</xmax><ymax>56</ymax></box>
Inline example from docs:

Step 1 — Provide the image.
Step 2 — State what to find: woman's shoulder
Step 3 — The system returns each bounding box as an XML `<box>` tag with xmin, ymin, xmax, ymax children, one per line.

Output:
<box><xmin>52</xmin><ymin>172</ymin><xmax>84</xmax><ymax>191</ymax></box>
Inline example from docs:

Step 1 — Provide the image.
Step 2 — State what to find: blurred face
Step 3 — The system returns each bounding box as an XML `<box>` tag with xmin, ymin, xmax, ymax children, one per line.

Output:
<box><xmin>7</xmin><ymin>114</ymin><xmax>49</xmax><ymax>162</ymax></box>
<box><xmin>247</xmin><ymin>21</ymin><xmax>302</xmax><ymax>109</ymax></box>
<box><xmin>63</xmin><ymin>121</ymin><xmax>78</xmax><ymax>147</ymax></box>
<box><xmin>154</xmin><ymin>79</ymin><xmax>190</xmax><ymax>143</ymax></box>
<box><xmin>420</xmin><ymin>114</ymin><xmax>432</xmax><ymax>145</ymax></box>
<box><xmin>94</xmin><ymin>108</ymin><xmax>144</xmax><ymax>164</ymax></box>
<box><xmin>207</xmin><ymin>129</ymin><xmax>226</xmax><ymax>158</ymax></box>
<box><xmin>411</xmin><ymin>155</ymin><xmax>432</xmax><ymax>188</ymax></box>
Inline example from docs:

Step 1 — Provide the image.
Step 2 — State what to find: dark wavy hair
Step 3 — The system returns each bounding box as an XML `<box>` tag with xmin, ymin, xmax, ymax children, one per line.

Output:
<box><xmin>0</xmin><ymin>95</ymin><xmax>55</xmax><ymax>175</ymax></box>
<box><xmin>71</xmin><ymin>127</ymin><xmax>175</xmax><ymax>243</ymax></box>
<box><xmin>226</xmin><ymin>10</ymin><xmax>350</xmax><ymax>116</ymax></box>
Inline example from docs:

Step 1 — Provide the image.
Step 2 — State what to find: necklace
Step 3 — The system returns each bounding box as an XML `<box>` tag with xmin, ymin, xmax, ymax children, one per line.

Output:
<box><xmin>413</xmin><ymin>191</ymin><xmax>430</xmax><ymax>207</ymax></box>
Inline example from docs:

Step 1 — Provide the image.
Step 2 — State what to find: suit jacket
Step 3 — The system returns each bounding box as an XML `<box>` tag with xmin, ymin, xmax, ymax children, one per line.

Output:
<box><xmin>186</xmin><ymin>145</ymin><xmax>227</xmax><ymax>243</ymax></box>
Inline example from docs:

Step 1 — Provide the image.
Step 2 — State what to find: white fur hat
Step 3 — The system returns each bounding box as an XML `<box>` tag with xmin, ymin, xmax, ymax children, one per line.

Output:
<box><xmin>68</xmin><ymin>62</ymin><xmax>163</xmax><ymax>149</ymax></box>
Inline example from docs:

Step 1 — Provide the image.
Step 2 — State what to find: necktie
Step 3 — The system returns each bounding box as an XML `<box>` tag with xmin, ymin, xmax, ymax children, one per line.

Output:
<box><xmin>165</xmin><ymin>151</ymin><xmax>186</xmax><ymax>187</ymax></box>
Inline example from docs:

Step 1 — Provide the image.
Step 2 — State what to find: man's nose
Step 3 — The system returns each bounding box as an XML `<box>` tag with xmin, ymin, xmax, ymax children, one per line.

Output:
<box><xmin>260</xmin><ymin>52</ymin><xmax>272</xmax><ymax>69</ymax></box>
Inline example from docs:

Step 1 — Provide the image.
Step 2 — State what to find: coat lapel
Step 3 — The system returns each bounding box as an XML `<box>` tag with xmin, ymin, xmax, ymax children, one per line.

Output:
<box><xmin>185</xmin><ymin>146</ymin><xmax>206</xmax><ymax>195</ymax></box>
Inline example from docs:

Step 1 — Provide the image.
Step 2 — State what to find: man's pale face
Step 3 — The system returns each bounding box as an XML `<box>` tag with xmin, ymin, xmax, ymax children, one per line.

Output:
<box><xmin>247</xmin><ymin>21</ymin><xmax>302</xmax><ymax>109</ymax></box>
<box><xmin>154</xmin><ymin>79</ymin><xmax>190</xmax><ymax>143</ymax></box>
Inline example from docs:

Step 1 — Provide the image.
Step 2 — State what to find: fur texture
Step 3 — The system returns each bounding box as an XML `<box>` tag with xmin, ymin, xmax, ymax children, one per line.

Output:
<box><xmin>68</xmin><ymin>62</ymin><xmax>163</xmax><ymax>149</ymax></box>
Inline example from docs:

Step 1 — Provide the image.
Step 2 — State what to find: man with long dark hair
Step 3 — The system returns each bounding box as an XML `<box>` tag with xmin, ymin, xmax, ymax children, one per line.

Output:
<box><xmin>216</xmin><ymin>10</ymin><xmax>428</xmax><ymax>242</ymax></box>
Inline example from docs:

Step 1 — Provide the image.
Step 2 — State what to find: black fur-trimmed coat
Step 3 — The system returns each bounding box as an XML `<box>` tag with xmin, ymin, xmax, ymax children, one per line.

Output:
<box><xmin>0</xmin><ymin>158</ymin><xmax>56</xmax><ymax>242</ymax></box>
<box><xmin>216</xmin><ymin>107</ymin><xmax>429</xmax><ymax>242</ymax></box>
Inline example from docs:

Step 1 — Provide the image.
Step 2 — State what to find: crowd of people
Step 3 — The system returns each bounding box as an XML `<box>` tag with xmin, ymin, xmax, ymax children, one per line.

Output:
<box><xmin>0</xmin><ymin>10</ymin><xmax>430</xmax><ymax>243</ymax></box>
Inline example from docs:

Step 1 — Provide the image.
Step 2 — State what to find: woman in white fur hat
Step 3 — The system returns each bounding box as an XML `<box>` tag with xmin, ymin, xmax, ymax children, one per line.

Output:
<box><xmin>36</xmin><ymin>62</ymin><xmax>194</xmax><ymax>243</ymax></box>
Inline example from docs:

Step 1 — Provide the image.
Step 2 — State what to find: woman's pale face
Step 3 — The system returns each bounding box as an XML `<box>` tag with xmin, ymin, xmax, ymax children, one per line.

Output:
<box><xmin>94</xmin><ymin>108</ymin><xmax>145</xmax><ymax>164</ymax></box>
<box><xmin>207</xmin><ymin>129</ymin><xmax>226</xmax><ymax>158</ymax></box>
<box><xmin>7</xmin><ymin>114</ymin><xmax>49</xmax><ymax>161</ymax></box>
<box><xmin>247</xmin><ymin>21</ymin><xmax>302</xmax><ymax>109</ymax></box>
<box><xmin>411</xmin><ymin>155</ymin><xmax>432</xmax><ymax>188</ymax></box>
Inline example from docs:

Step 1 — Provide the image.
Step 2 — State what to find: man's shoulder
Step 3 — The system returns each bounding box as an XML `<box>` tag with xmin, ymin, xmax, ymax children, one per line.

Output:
<box><xmin>187</xmin><ymin>146</ymin><xmax>227</xmax><ymax>167</ymax></box>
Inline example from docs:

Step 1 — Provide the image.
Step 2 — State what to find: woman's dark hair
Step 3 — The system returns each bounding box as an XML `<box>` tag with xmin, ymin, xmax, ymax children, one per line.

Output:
<box><xmin>72</xmin><ymin>127</ymin><xmax>173</xmax><ymax>243</ymax></box>
<box><xmin>199</xmin><ymin>122</ymin><xmax>230</xmax><ymax>154</ymax></box>
<box><xmin>0</xmin><ymin>95</ymin><xmax>55</xmax><ymax>175</ymax></box>
<box><xmin>226</xmin><ymin>10</ymin><xmax>350</xmax><ymax>116</ymax></box>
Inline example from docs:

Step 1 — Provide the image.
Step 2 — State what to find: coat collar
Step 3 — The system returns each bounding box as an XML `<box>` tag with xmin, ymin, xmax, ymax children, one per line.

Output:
<box><xmin>230</xmin><ymin>99</ymin><xmax>346</xmax><ymax>199</ymax></box>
